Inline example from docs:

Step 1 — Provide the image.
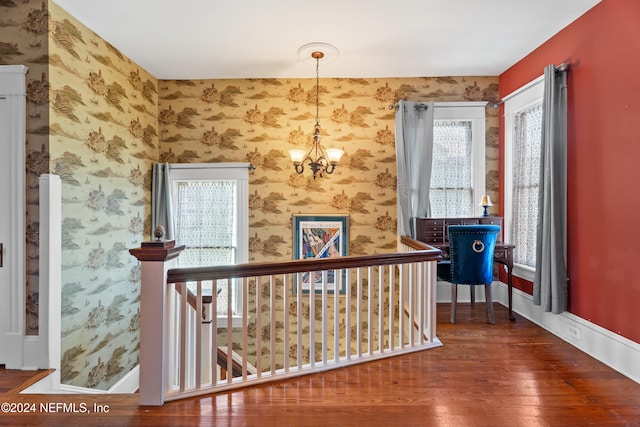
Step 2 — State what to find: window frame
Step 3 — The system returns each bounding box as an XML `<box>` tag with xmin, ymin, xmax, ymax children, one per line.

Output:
<box><xmin>167</xmin><ymin>162</ymin><xmax>249</xmax><ymax>326</ymax></box>
<box><xmin>503</xmin><ymin>76</ymin><xmax>544</xmax><ymax>281</ymax></box>
<box><xmin>432</xmin><ymin>101</ymin><xmax>487</xmax><ymax>217</ymax></box>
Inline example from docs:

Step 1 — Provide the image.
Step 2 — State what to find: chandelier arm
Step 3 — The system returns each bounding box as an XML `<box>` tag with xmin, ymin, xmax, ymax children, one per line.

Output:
<box><xmin>305</xmin><ymin>145</ymin><xmax>316</xmax><ymax>161</ymax></box>
<box><xmin>316</xmin><ymin>155</ymin><xmax>329</xmax><ymax>168</ymax></box>
<box><xmin>324</xmin><ymin>164</ymin><xmax>337</xmax><ymax>175</ymax></box>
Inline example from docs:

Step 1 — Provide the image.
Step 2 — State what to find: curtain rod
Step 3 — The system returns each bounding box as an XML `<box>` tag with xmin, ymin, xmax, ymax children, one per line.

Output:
<box><xmin>166</xmin><ymin>162</ymin><xmax>255</xmax><ymax>170</ymax></box>
<box><xmin>492</xmin><ymin>62</ymin><xmax>570</xmax><ymax>108</ymax></box>
<box><xmin>391</xmin><ymin>64</ymin><xmax>569</xmax><ymax>111</ymax></box>
<box><xmin>388</xmin><ymin>102</ymin><xmax>431</xmax><ymax>111</ymax></box>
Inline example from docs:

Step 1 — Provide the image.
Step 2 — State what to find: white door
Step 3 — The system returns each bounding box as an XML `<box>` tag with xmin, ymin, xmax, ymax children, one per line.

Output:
<box><xmin>0</xmin><ymin>65</ymin><xmax>27</xmax><ymax>368</ymax></box>
<box><xmin>0</xmin><ymin>96</ymin><xmax>10</xmax><ymax>364</ymax></box>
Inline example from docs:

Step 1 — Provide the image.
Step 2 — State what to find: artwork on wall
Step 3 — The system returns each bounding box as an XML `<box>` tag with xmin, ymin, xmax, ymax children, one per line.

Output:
<box><xmin>292</xmin><ymin>214</ymin><xmax>349</xmax><ymax>294</ymax></box>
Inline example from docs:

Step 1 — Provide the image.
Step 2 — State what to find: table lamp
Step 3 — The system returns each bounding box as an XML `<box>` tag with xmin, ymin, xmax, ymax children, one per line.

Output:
<box><xmin>480</xmin><ymin>195</ymin><xmax>493</xmax><ymax>217</ymax></box>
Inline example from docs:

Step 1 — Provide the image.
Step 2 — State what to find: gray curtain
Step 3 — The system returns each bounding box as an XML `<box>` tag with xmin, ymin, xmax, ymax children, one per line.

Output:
<box><xmin>394</xmin><ymin>100</ymin><xmax>435</xmax><ymax>238</ymax></box>
<box><xmin>151</xmin><ymin>163</ymin><xmax>175</xmax><ymax>240</ymax></box>
<box><xmin>533</xmin><ymin>64</ymin><xmax>569</xmax><ymax>314</ymax></box>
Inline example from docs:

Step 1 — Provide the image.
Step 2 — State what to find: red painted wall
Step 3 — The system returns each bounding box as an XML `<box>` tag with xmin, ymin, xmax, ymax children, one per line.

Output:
<box><xmin>499</xmin><ymin>0</ymin><xmax>640</xmax><ymax>344</ymax></box>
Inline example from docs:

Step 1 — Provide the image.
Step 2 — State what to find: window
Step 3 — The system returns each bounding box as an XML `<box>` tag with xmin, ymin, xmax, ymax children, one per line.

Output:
<box><xmin>175</xmin><ymin>180</ymin><xmax>238</xmax><ymax>267</ymax></box>
<box><xmin>430</xmin><ymin>102</ymin><xmax>486</xmax><ymax>217</ymax></box>
<box><xmin>168</xmin><ymin>163</ymin><xmax>249</xmax><ymax>320</ymax></box>
<box><xmin>504</xmin><ymin>77</ymin><xmax>544</xmax><ymax>280</ymax></box>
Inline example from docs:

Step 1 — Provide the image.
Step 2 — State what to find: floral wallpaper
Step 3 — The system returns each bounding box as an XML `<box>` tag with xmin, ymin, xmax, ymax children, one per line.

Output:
<box><xmin>1</xmin><ymin>0</ymin><xmax>499</xmax><ymax>390</ymax></box>
<box><xmin>47</xmin><ymin>2</ymin><xmax>158</xmax><ymax>390</ymax></box>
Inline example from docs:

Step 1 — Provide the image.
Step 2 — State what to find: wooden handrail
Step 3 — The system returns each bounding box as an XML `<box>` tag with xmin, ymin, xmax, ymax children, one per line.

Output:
<box><xmin>217</xmin><ymin>347</ymin><xmax>244</xmax><ymax>378</ymax></box>
<box><xmin>399</xmin><ymin>235</ymin><xmax>441</xmax><ymax>251</ymax></box>
<box><xmin>167</xmin><ymin>246</ymin><xmax>441</xmax><ymax>283</ymax></box>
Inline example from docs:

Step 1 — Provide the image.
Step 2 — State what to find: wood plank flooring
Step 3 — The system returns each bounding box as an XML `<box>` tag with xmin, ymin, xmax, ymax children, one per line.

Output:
<box><xmin>1</xmin><ymin>303</ymin><xmax>639</xmax><ymax>426</ymax></box>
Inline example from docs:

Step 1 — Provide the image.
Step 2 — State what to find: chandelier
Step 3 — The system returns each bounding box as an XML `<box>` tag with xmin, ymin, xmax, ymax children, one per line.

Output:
<box><xmin>289</xmin><ymin>43</ymin><xmax>344</xmax><ymax>179</ymax></box>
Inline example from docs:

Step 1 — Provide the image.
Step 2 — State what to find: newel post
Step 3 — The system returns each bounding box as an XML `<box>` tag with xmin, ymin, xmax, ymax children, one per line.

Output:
<box><xmin>129</xmin><ymin>240</ymin><xmax>184</xmax><ymax>406</ymax></box>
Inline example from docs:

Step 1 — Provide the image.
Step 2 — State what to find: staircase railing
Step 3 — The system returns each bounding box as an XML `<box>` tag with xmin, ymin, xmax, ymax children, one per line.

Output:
<box><xmin>130</xmin><ymin>236</ymin><xmax>442</xmax><ymax>405</ymax></box>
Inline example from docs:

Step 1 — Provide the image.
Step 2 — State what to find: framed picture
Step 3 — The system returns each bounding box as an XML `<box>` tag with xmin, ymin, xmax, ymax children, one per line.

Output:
<box><xmin>292</xmin><ymin>214</ymin><xmax>349</xmax><ymax>294</ymax></box>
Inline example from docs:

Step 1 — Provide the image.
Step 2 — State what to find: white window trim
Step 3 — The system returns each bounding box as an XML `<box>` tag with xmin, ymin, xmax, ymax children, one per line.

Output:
<box><xmin>168</xmin><ymin>162</ymin><xmax>249</xmax><ymax>327</ymax></box>
<box><xmin>433</xmin><ymin>101</ymin><xmax>487</xmax><ymax>216</ymax></box>
<box><xmin>503</xmin><ymin>77</ymin><xmax>544</xmax><ymax>281</ymax></box>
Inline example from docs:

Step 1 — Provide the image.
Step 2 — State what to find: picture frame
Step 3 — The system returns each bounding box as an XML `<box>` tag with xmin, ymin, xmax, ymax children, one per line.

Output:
<box><xmin>292</xmin><ymin>214</ymin><xmax>349</xmax><ymax>294</ymax></box>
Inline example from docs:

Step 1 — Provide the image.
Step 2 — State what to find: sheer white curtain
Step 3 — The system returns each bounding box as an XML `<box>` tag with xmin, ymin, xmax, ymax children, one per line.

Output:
<box><xmin>175</xmin><ymin>180</ymin><xmax>237</xmax><ymax>267</ymax></box>
<box><xmin>533</xmin><ymin>64</ymin><xmax>569</xmax><ymax>314</ymax></box>
<box><xmin>430</xmin><ymin>120</ymin><xmax>473</xmax><ymax>217</ymax></box>
<box><xmin>394</xmin><ymin>100</ymin><xmax>434</xmax><ymax>237</ymax></box>
<box><xmin>512</xmin><ymin>104</ymin><xmax>543</xmax><ymax>267</ymax></box>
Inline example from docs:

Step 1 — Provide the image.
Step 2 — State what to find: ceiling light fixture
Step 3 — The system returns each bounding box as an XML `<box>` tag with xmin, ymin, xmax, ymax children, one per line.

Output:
<box><xmin>289</xmin><ymin>43</ymin><xmax>343</xmax><ymax>180</ymax></box>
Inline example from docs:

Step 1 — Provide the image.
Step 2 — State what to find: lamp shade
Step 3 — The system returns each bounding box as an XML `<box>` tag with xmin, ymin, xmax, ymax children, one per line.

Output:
<box><xmin>289</xmin><ymin>149</ymin><xmax>306</xmax><ymax>163</ymax></box>
<box><xmin>325</xmin><ymin>148</ymin><xmax>344</xmax><ymax>164</ymax></box>
<box><xmin>480</xmin><ymin>195</ymin><xmax>493</xmax><ymax>206</ymax></box>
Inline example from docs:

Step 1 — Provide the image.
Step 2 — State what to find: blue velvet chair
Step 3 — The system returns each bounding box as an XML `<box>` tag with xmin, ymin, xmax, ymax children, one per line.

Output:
<box><xmin>448</xmin><ymin>224</ymin><xmax>500</xmax><ymax>324</ymax></box>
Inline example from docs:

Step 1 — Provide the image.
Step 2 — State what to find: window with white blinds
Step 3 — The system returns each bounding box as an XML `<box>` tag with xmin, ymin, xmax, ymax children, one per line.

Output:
<box><xmin>430</xmin><ymin>102</ymin><xmax>487</xmax><ymax>217</ymax></box>
<box><xmin>504</xmin><ymin>77</ymin><xmax>544</xmax><ymax>280</ymax></box>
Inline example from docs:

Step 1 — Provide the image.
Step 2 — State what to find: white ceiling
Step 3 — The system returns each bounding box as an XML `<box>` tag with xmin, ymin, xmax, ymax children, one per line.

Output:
<box><xmin>52</xmin><ymin>0</ymin><xmax>600</xmax><ymax>80</ymax></box>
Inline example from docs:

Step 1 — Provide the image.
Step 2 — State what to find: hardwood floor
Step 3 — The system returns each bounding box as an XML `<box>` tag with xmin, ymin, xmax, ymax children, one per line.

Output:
<box><xmin>2</xmin><ymin>303</ymin><xmax>639</xmax><ymax>426</ymax></box>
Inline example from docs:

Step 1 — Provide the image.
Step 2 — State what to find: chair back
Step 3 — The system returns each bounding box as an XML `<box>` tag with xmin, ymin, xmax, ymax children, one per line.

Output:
<box><xmin>448</xmin><ymin>225</ymin><xmax>500</xmax><ymax>285</ymax></box>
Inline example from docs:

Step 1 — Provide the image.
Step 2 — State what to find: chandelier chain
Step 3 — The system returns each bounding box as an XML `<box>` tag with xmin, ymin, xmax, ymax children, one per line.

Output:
<box><xmin>315</xmin><ymin>57</ymin><xmax>320</xmax><ymax>126</ymax></box>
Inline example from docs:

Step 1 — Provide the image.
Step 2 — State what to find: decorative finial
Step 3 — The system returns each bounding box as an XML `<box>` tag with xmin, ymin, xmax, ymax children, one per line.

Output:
<box><xmin>153</xmin><ymin>225</ymin><xmax>165</xmax><ymax>241</ymax></box>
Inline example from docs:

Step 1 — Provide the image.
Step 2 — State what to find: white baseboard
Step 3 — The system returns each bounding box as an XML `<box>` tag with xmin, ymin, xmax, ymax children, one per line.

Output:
<box><xmin>495</xmin><ymin>281</ymin><xmax>640</xmax><ymax>384</ymax></box>
<box><xmin>19</xmin><ymin>371</ymin><xmax>61</xmax><ymax>394</ymax></box>
<box><xmin>21</xmin><ymin>365</ymin><xmax>139</xmax><ymax>395</ymax></box>
<box><xmin>21</xmin><ymin>335</ymin><xmax>41</xmax><ymax>371</ymax></box>
<box><xmin>437</xmin><ymin>280</ymin><xmax>640</xmax><ymax>384</ymax></box>
<box><xmin>3</xmin><ymin>332</ymin><xmax>25</xmax><ymax>370</ymax></box>
<box><xmin>436</xmin><ymin>279</ymin><xmax>493</xmax><ymax>303</ymax></box>
<box><xmin>107</xmin><ymin>365</ymin><xmax>139</xmax><ymax>393</ymax></box>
